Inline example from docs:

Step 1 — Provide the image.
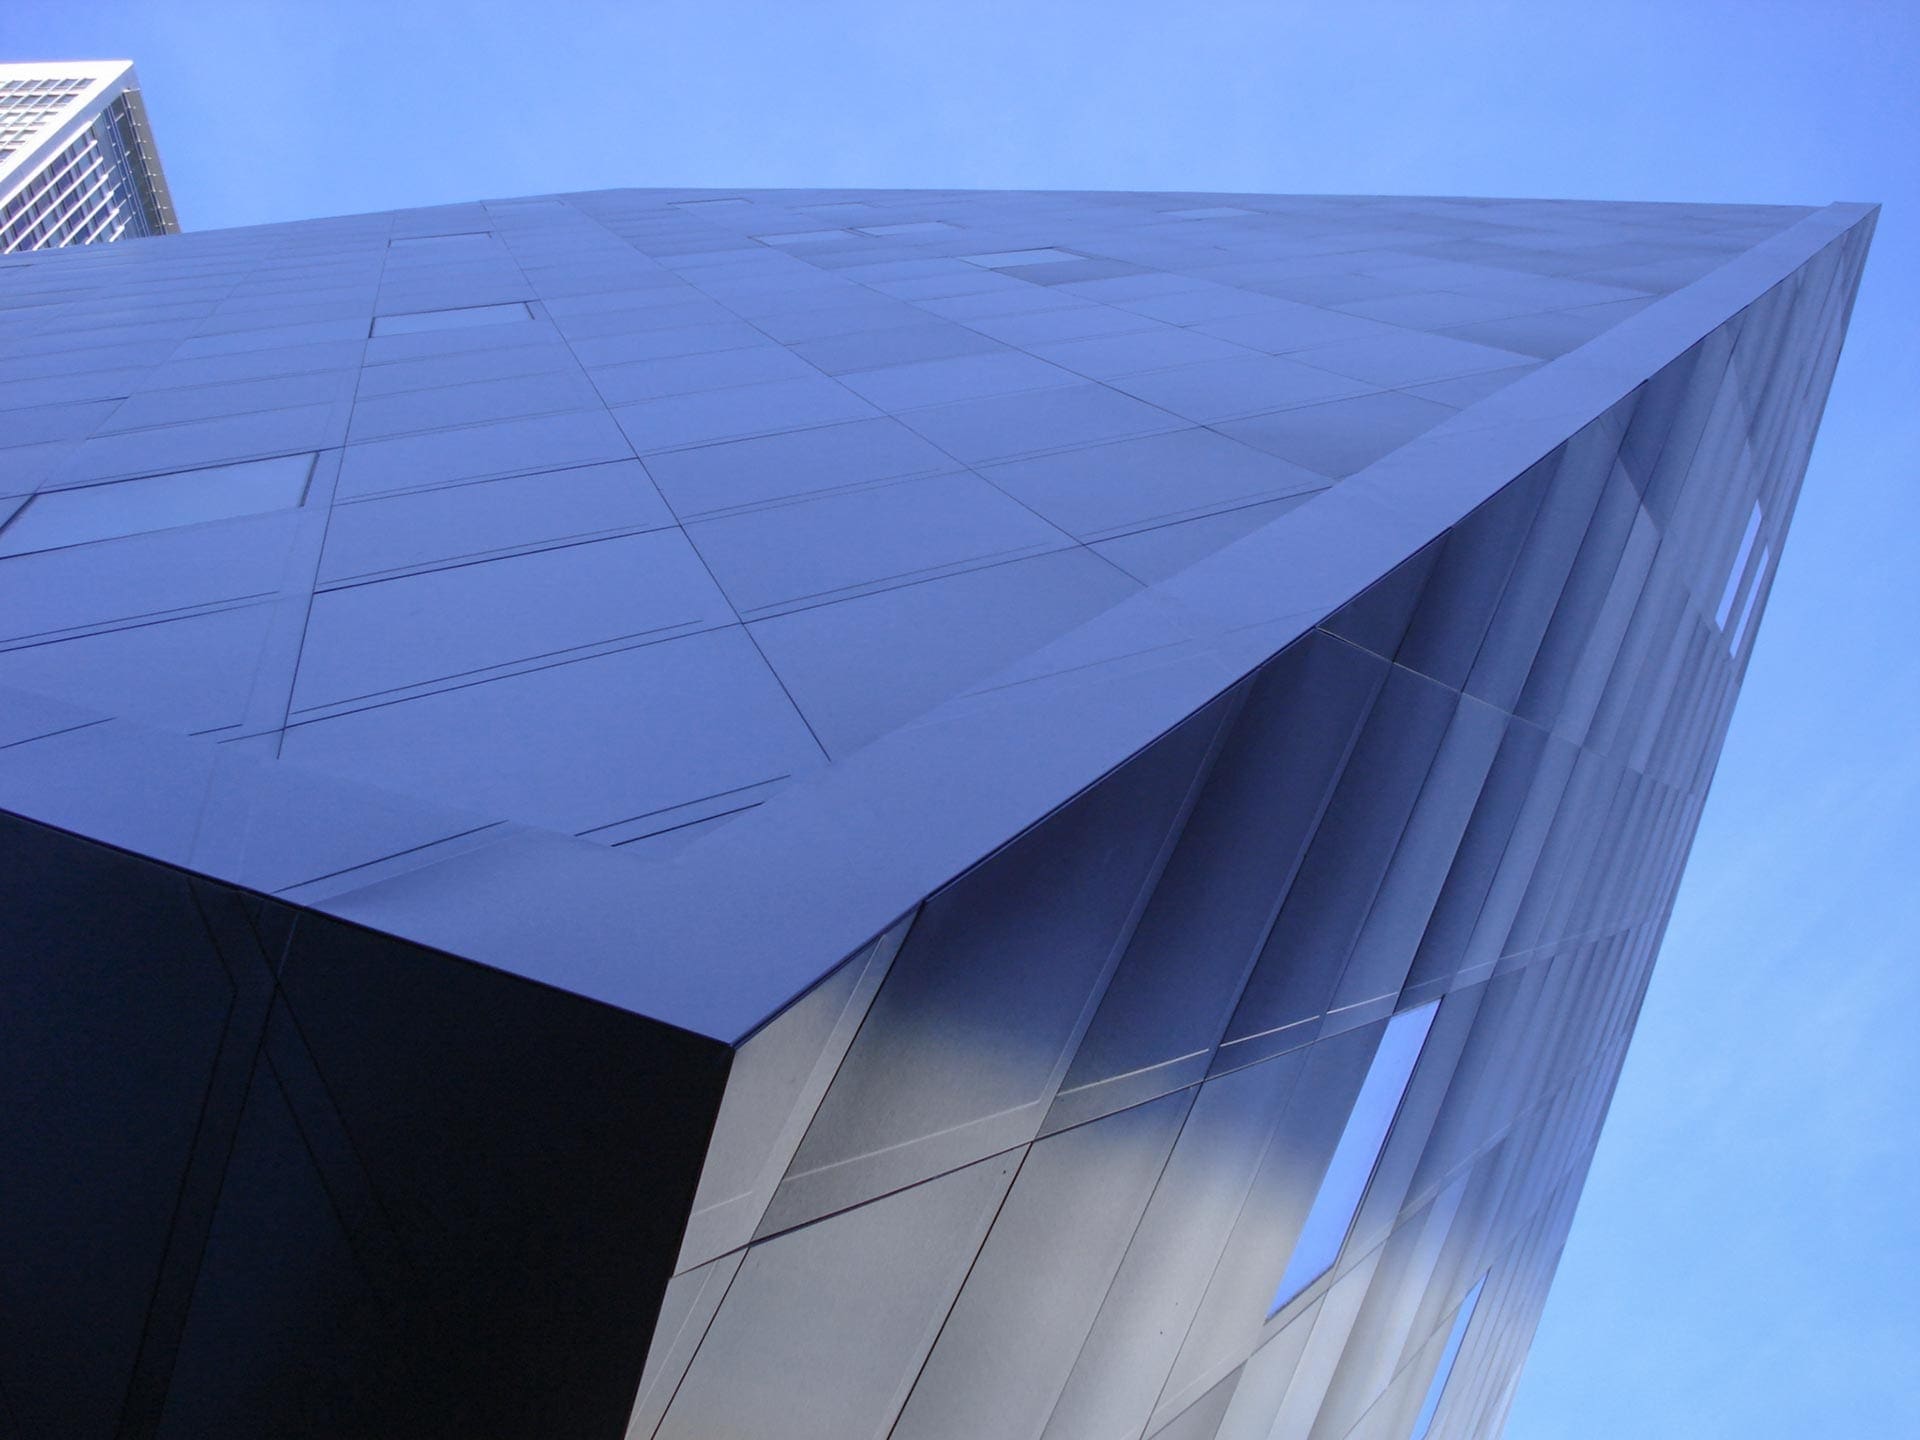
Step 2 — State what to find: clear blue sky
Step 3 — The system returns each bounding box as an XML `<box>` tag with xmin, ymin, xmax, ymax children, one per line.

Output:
<box><xmin>6</xmin><ymin>1</ymin><xmax>1915</xmax><ymax>1433</ymax></box>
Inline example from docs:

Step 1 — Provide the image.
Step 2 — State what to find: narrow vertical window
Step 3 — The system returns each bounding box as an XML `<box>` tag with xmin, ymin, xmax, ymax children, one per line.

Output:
<box><xmin>1728</xmin><ymin>545</ymin><xmax>1770</xmax><ymax>654</ymax></box>
<box><xmin>1269</xmin><ymin>1001</ymin><xmax>1438</xmax><ymax>1314</ymax></box>
<box><xmin>1715</xmin><ymin>503</ymin><xmax>1763</xmax><ymax>629</ymax></box>
<box><xmin>1409</xmin><ymin>1273</ymin><xmax>1488</xmax><ymax>1440</ymax></box>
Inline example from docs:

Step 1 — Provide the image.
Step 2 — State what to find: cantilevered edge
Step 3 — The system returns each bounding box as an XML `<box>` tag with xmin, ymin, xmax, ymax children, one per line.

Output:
<box><xmin>0</xmin><ymin>203</ymin><xmax>1877</xmax><ymax>1044</ymax></box>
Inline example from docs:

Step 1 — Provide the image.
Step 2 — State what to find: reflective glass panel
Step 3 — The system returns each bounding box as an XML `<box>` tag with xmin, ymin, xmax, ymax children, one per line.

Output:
<box><xmin>1729</xmin><ymin>544</ymin><xmax>1769</xmax><ymax>653</ymax></box>
<box><xmin>1714</xmin><ymin>503</ymin><xmax>1762</xmax><ymax>628</ymax></box>
<box><xmin>1269</xmin><ymin>1000</ymin><xmax>1438</xmax><ymax>1312</ymax></box>
<box><xmin>371</xmin><ymin>302</ymin><xmax>533</xmax><ymax>336</ymax></box>
<box><xmin>388</xmin><ymin>232</ymin><xmax>495</xmax><ymax>250</ymax></box>
<box><xmin>0</xmin><ymin>453</ymin><xmax>315</xmax><ymax>556</ymax></box>
<box><xmin>1409</xmin><ymin>1272</ymin><xmax>1487</xmax><ymax>1440</ymax></box>
<box><xmin>960</xmin><ymin>249</ymin><xmax>1079</xmax><ymax>268</ymax></box>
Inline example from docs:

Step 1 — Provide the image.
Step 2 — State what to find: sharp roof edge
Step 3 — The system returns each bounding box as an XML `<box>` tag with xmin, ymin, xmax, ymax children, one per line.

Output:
<box><xmin>315</xmin><ymin>200</ymin><xmax>1877</xmax><ymax>1041</ymax></box>
<box><xmin>0</xmin><ymin>196</ymin><xmax>1875</xmax><ymax>1042</ymax></box>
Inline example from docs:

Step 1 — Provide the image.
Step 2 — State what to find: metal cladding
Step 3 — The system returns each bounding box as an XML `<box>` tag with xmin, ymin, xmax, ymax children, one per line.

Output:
<box><xmin>0</xmin><ymin>190</ymin><xmax>1874</xmax><ymax>1438</ymax></box>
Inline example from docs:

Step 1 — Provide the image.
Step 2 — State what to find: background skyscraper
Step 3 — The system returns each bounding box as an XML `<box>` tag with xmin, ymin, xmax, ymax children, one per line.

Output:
<box><xmin>0</xmin><ymin>59</ymin><xmax>176</xmax><ymax>252</ymax></box>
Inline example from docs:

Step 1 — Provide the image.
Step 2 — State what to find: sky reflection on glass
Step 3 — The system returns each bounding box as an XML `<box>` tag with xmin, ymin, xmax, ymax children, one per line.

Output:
<box><xmin>1270</xmin><ymin>1001</ymin><xmax>1438</xmax><ymax>1314</ymax></box>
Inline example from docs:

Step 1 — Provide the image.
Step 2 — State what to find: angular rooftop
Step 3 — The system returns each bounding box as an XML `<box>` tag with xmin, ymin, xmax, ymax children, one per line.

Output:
<box><xmin>0</xmin><ymin>189</ymin><xmax>1873</xmax><ymax>1039</ymax></box>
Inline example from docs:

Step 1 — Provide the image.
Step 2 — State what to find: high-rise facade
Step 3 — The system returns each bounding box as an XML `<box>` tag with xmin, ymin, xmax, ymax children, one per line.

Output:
<box><xmin>0</xmin><ymin>190</ymin><xmax>1871</xmax><ymax>1439</ymax></box>
<box><xmin>0</xmin><ymin>59</ymin><xmax>177</xmax><ymax>253</ymax></box>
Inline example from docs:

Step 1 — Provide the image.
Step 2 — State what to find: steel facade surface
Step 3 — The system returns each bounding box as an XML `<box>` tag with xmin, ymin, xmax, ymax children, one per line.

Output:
<box><xmin>0</xmin><ymin>189</ymin><xmax>1874</xmax><ymax>1438</ymax></box>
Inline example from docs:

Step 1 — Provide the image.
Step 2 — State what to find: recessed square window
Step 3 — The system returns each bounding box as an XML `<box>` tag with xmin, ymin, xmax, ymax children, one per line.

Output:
<box><xmin>961</xmin><ymin>248</ymin><xmax>1082</xmax><ymax>268</ymax></box>
<box><xmin>0</xmin><ymin>452</ymin><xmax>316</xmax><ymax>557</ymax></box>
<box><xmin>857</xmin><ymin>221</ymin><xmax>956</xmax><ymax>237</ymax></box>
<box><xmin>1268</xmin><ymin>1001</ymin><xmax>1439</xmax><ymax>1314</ymax></box>
<box><xmin>388</xmin><ymin>232</ymin><xmax>497</xmax><ymax>250</ymax></box>
<box><xmin>370</xmin><ymin>302</ymin><xmax>534</xmax><ymax>336</ymax></box>
<box><xmin>755</xmin><ymin>230</ymin><xmax>851</xmax><ymax>247</ymax></box>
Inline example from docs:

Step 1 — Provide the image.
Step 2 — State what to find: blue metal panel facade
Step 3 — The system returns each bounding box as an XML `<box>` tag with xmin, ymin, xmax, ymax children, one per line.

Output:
<box><xmin>0</xmin><ymin>191</ymin><xmax>1873</xmax><ymax>1437</ymax></box>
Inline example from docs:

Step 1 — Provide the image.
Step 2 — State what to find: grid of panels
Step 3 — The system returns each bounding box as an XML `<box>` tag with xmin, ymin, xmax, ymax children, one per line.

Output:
<box><xmin>0</xmin><ymin>96</ymin><xmax>171</xmax><ymax>252</ymax></box>
<box><xmin>0</xmin><ymin>190</ymin><xmax>1817</xmax><ymax>861</ymax></box>
<box><xmin>0</xmin><ymin>190</ymin><xmax>1872</xmax><ymax>1440</ymax></box>
<box><xmin>0</xmin><ymin>76</ymin><xmax>95</xmax><ymax>159</ymax></box>
<box><xmin>629</xmin><ymin>222</ymin><xmax>1869</xmax><ymax>1440</ymax></box>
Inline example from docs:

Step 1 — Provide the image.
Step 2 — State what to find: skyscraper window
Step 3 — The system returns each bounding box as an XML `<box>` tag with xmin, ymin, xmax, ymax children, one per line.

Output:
<box><xmin>0</xmin><ymin>61</ymin><xmax>175</xmax><ymax>250</ymax></box>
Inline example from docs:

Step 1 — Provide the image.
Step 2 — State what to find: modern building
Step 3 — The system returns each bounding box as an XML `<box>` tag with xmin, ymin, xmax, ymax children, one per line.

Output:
<box><xmin>0</xmin><ymin>59</ymin><xmax>177</xmax><ymax>253</ymax></box>
<box><xmin>0</xmin><ymin>190</ymin><xmax>1872</xmax><ymax>1440</ymax></box>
